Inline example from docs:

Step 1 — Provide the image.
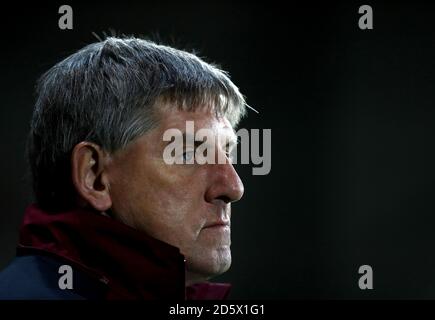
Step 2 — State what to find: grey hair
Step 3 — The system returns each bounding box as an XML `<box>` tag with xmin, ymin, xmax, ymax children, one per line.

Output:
<box><xmin>28</xmin><ymin>36</ymin><xmax>247</xmax><ymax>212</ymax></box>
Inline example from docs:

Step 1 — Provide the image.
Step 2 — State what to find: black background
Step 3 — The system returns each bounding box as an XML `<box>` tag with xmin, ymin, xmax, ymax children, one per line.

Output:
<box><xmin>1</xmin><ymin>1</ymin><xmax>435</xmax><ymax>299</ymax></box>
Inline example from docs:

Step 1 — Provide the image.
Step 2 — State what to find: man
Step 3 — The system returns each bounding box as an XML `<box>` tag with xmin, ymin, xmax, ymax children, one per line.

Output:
<box><xmin>0</xmin><ymin>37</ymin><xmax>246</xmax><ymax>299</ymax></box>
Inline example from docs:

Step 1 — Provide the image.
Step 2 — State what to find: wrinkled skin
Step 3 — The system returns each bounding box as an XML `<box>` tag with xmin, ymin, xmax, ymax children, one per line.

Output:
<box><xmin>105</xmin><ymin>109</ymin><xmax>244</xmax><ymax>285</ymax></box>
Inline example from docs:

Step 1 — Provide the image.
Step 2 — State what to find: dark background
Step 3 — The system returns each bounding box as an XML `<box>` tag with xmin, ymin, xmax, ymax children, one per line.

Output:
<box><xmin>1</xmin><ymin>1</ymin><xmax>435</xmax><ymax>299</ymax></box>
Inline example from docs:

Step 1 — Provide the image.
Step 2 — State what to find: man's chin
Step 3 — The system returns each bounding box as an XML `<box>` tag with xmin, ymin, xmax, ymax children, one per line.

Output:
<box><xmin>186</xmin><ymin>251</ymin><xmax>232</xmax><ymax>284</ymax></box>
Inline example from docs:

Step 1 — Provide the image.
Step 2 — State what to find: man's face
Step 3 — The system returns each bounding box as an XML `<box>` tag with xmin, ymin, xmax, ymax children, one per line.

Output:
<box><xmin>106</xmin><ymin>107</ymin><xmax>244</xmax><ymax>284</ymax></box>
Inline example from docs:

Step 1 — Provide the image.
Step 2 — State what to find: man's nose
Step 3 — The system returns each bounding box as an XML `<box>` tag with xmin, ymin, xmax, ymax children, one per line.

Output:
<box><xmin>204</xmin><ymin>162</ymin><xmax>244</xmax><ymax>204</ymax></box>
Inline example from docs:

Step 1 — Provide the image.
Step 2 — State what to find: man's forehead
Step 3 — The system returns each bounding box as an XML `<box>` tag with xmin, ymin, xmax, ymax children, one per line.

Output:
<box><xmin>158</xmin><ymin>109</ymin><xmax>235</xmax><ymax>133</ymax></box>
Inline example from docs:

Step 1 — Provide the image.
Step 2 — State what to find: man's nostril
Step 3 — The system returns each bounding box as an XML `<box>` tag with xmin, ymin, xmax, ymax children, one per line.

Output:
<box><xmin>217</xmin><ymin>195</ymin><xmax>232</xmax><ymax>204</ymax></box>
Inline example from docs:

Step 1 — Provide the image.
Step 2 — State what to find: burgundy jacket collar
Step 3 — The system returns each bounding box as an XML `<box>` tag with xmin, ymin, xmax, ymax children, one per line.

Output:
<box><xmin>17</xmin><ymin>204</ymin><xmax>231</xmax><ymax>300</ymax></box>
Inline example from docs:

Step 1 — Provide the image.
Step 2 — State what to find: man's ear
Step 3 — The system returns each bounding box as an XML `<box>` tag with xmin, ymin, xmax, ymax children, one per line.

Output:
<box><xmin>71</xmin><ymin>141</ymin><xmax>112</xmax><ymax>212</ymax></box>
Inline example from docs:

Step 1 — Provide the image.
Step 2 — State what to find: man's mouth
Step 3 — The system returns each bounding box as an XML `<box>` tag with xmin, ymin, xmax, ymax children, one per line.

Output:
<box><xmin>203</xmin><ymin>220</ymin><xmax>230</xmax><ymax>229</ymax></box>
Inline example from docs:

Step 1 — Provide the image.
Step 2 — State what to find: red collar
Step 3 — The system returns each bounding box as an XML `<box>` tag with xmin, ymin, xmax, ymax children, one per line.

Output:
<box><xmin>17</xmin><ymin>204</ymin><xmax>231</xmax><ymax>300</ymax></box>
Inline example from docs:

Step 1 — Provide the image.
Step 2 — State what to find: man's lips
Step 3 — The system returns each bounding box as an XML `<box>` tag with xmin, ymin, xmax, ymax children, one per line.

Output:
<box><xmin>203</xmin><ymin>220</ymin><xmax>230</xmax><ymax>229</ymax></box>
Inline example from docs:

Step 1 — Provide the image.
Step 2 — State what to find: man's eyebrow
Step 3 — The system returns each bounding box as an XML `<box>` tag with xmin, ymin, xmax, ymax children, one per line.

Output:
<box><xmin>223</xmin><ymin>127</ymin><xmax>238</xmax><ymax>143</ymax></box>
<box><xmin>162</xmin><ymin>132</ymin><xmax>201</xmax><ymax>147</ymax></box>
<box><xmin>163</xmin><ymin>130</ymin><xmax>237</xmax><ymax>148</ymax></box>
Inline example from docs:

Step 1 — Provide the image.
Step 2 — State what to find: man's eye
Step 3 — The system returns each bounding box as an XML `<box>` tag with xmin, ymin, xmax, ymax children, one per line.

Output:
<box><xmin>182</xmin><ymin>150</ymin><xmax>195</xmax><ymax>163</ymax></box>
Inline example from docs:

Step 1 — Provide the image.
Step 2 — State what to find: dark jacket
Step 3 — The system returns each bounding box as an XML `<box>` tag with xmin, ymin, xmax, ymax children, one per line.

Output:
<box><xmin>0</xmin><ymin>204</ymin><xmax>231</xmax><ymax>300</ymax></box>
